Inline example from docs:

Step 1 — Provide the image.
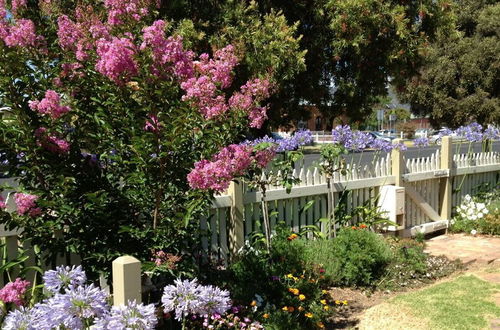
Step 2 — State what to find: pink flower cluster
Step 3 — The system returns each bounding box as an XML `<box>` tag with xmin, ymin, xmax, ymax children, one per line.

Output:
<box><xmin>96</xmin><ymin>36</ymin><xmax>138</xmax><ymax>84</ymax></box>
<box><xmin>0</xmin><ymin>278</ymin><xmax>30</xmax><ymax>306</ymax></box>
<box><xmin>29</xmin><ymin>90</ymin><xmax>71</xmax><ymax>119</ymax></box>
<box><xmin>14</xmin><ymin>193</ymin><xmax>41</xmax><ymax>217</ymax></box>
<box><xmin>57</xmin><ymin>13</ymin><xmax>110</xmax><ymax>61</ymax></box>
<box><xmin>0</xmin><ymin>195</ymin><xmax>6</xmax><ymax>209</ymax></box>
<box><xmin>180</xmin><ymin>45</ymin><xmax>239</xmax><ymax>120</ymax></box>
<box><xmin>35</xmin><ymin>127</ymin><xmax>71</xmax><ymax>155</ymax></box>
<box><xmin>229</xmin><ymin>78</ymin><xmax>272</xmax><ymax>128</ymax></box>
<box><xmin>11</xmin><ymin>0</ymin><xmax>27</xmax><ymax>16</ymax></box>
<box><xmin>140</xmin><ymin>20</ymin><xmax>194</xmax><ymax>79</ymax></box>
<box><xmin>0</xmin><ymin>18</ymin><xmax>42</xmax><ymax>48</ymax></box>
<box><xmin>187</xmin><ymin>144</ymin><xmax>276</xmax><ymax>192</ymax></box>
<box><xmin>104</xmin><ymin>0</ymin><xmax>154</xmax><ymax>25</ymax></box>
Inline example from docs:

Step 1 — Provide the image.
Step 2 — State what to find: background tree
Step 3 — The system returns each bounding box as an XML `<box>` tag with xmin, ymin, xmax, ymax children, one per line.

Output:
<box><xmin>157</xmin><ymin>0</ymin><xmax>454</xmax><ymax>129</ymax></box>
<box><xmin>401</xmin><ymin>0</ymin><xmax>500</xmax><ymax>128</ymax></box>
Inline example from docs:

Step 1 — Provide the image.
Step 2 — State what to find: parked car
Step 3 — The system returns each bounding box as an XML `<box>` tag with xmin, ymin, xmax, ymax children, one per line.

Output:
<box><xmin>369</xmin><ymin>131</ymin><xmax>394</xmax><ymax>142</ymax></box>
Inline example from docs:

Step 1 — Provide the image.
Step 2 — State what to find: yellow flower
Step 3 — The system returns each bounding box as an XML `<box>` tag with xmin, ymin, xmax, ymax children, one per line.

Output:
<box><xmin>317</xmin><ymin>322</ymin><xmax>325</xmax><ymax>329</ymax></box>
<box><xmin>343</xmin><ymin>300</ymin><xmax>348</xmax><ymax>305</ymax></box>
<box><xmin>320</xmin><ymin>299</ymin><xmax>327</xmax><ymax>305</ymax></box>
<box><xmin>298</xmin><ymin>306</ymin><xmax>304</xmax><ymax>311</ymax></box>
<box><xmin>288</xmin><ymin>288</ymin><xmax>300</xmax><ymax>295</ymax></box>
<box><xmin>282</xmin><ymin>306</ymin><xmax>288</xmax><ymax>312</ymax></box>
<box><xmin>263</xmin><ymin>313</ymin><xmax>270</xmax><ymax>319</ymax></box>
<box><xmin>287</xmin><ymin>233</ymin><xmax>298</xmax><ymax>241</ymax></box>
<box><xmin>323</xmin><ymin>305</ymin><xmax>330</xmax><ymax>311</ymax></box>
<box><xmin>322</xmin><ymin>290</ymin><xmax>328</xmax><ymax>295</ymax></box>
<box><xmin>286</xmin><ymin>274</ymin><xmax>294</xmax><ymax>279</ymax></box>
<box><xmin>250</xmin><ymin>300</ymin><xmax>257</xmax><ymax>307</ymax></box>
<box><xmin>305</xmin><ymin>312</ymin><xmax>314</xmax><ymax>318</ymax></box>
<box><xmin>293</xmin><ymin>276</ymin><xmax>299</xmax><ymax>282</ymax></box>
<box><xmin>298</xmin><ymin>294</ymin><xmax>306</xmax><ymax>301</ymax></box>
<box><xmin>335</xmin><ymin>300</ymin><xmax>341</xmax><ymax>305</ymax></box>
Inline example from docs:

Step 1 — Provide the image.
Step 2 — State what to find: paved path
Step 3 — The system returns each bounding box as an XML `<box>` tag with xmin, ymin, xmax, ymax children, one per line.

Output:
<box><xmin>424</xmin><ymin>233</ymin><xmax>500</xmax><ymax>265</ymax></box>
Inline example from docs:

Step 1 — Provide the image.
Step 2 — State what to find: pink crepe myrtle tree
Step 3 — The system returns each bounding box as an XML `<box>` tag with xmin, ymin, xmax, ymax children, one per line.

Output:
<box><xmin>0</xmin><ymin>0</ymin><xmax>284</xmax><ymax>277</ymax></box>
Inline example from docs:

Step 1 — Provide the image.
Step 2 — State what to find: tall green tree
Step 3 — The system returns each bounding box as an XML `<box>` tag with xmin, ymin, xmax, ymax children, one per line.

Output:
<box><xmin>402</xmin><ymin>0</ymin><xmax>500</xmax><ymax>127</ymax></box>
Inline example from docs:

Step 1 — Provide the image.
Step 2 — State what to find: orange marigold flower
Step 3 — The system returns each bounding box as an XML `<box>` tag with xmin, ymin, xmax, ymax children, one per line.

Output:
<box><xmin>351</xmin><ymin>226</ymin><xmax>357</xmax><ymax>230</ymax></box>
<box><xmin>305</xmin><ymin>312</ymin><xmax>314</xmax><ymax>318</ymax></box>
<box><xmin>287</xmin><ymin>233</ymin><xmax>298</xmax><ymax>241</ymax></box>
<box><xmin>298</xmin><ymin>306</ymin><xmax>304</xmax><ymax>311</ymax></box>
<box><xmin>317</xmin><ymin>322</ymin><xmax>325</xmax><ymax>328</ymax></box>
<box><xmin>360</xmin><ymin>224</ymin><xmax>367</xmax><ymax>229</ymax></box>
<box><xmin>288</xmin><ymin>288</ymin><xmax>300</xmax><ymax>295</ymax></box>
<box><xmin>263</xmin><ymin>313</ymin><xmax>269</xmax><ymax>319</ymax></box>
<box><xmin>298</xmin><ymin>294</ymin><xmax>306</xmax><ymax>301</ymax></box>
<box><xmin>250</xmin><ymin>300</ymin><xmax>257</xmax><ymax>307</ymax></box>
<box><xmin>288</xmin><ymin>306</ymin><xmax>295</xmax><ymax>312</ymax></box>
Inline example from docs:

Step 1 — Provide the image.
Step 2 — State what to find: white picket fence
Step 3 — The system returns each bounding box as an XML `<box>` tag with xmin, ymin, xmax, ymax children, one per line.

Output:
<box><xmin>1</xmin><ymin>141</ymin><xmax>499</xmax><ymax>280</ymax></box>
<box><xmin>203</xmin><ymin>142</ymin><xmax>500</xmax><ymax>262</ymax></box>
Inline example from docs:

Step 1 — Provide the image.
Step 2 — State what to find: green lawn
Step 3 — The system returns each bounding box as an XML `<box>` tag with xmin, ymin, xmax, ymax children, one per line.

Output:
<box><xmin>393</xmin><ymin>274</ymin><xmax>500</xmax><ymax>330</ymax></box>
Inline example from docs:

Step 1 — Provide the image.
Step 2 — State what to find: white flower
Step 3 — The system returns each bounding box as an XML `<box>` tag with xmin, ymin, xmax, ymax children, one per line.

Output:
<box><xmin>470</xmin><ymin>229</ymin><xmax>477</xmax><ymax>235</ymax></box>
<box><xmin>471</xmin><ymin>215</ymin><xmax>477</xmax><ymax>221</ymax></box>
<box><xmin>464</xmin><ymin>195</ymin><xmax>472</xmax><ymax>202</ymax></box>
<box><xmin>484</xmin><ymin>208</ymin><xmax>489</xmax><ymax>214</ymax></box>
<box><xmin>477</xmin><ymin>212</ymin><xmax>483</xmax><ymax>218</ymax></box>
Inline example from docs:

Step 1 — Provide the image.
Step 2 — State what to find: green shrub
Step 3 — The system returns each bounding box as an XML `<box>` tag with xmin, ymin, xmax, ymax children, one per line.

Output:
<box><xmin>301</xmin><ymin>228</ymin><xmax>392</xmax><ymax>287</ymax></box>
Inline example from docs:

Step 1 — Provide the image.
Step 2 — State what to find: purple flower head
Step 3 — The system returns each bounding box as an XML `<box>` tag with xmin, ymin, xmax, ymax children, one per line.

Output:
<box><xmin>484</xmin><ymin>126</ymin><xmax>500</xmax><ymax>140</ymax></box>
<box><xmin>40</xmin><ymin>284</ymin><xmax>109</xmax><ymax>328</ymax></box>
<box><xmin>456</xmin><ymin>122</ymin><xmax>483</xmax><ymax>142</ymax></box>
<box><xmin>331</xmin><ymin>125</ymin><xmax>352</xmax><ymax>145</ymax></box>
<box><xmin>369</xmin><ymin>139</ymin><xmax>393</xmax><ymax>152</ymax></box>
<box><xmin>393</xmin><ymin>142</ymin><xmax>408</xmax><ymax>151</ymax></box>
<box><xmin>161</xmin><ymin>278</ymin><xmax>231</xmax><ymax>321</ymax></box>
<box><xmin>293</xmin><ymin>129</ymin><xmax>313</xmax><ymax>146</ymax></box>
<box><xmin>438</xmin><ymin>128</ymin><xmax>453</xmax><ymax>137</ymax></box>
<box><xmin>413</xmin><ymin>137</ymin><xmax>429</xmax><ymax>148</ymax></box>
<box><xmin>43</xmin><ymin>265</ymin><xmax>87</xmax><ymax>294</ymax></box>
<box><xmin>242</xmin><ymin>135</ymin><xmax>275</xmax><ymax>147</ymax></box>
<box><xmin>2</xmin><ymin>307</ymin><xmax>40</xmax><ymax>330</ymax></box>
<box><xmin>198</xmin><ymin>284</ymin><xmax>232</xmax><ymax>316</ymax></box>
<box><xmin>93</xmin><ymin>300</ymin><xmax>157</xmax><ymax>330</ymax></box>
<box><xmin>345</xmin><ymin>131</ymin><xmax>374</xmax><ymax>152</ymax></box>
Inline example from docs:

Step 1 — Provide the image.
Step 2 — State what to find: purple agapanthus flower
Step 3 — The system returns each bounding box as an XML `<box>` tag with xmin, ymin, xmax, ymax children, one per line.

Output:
<box><xmin>198</xmin><ymin>284</ymin><xmax>232</xmax><ymax>316</ymax></box>
<box><xmin>345</xmin><ymin>131</ymin><xmax>374</xmax><ymax>152</ymax></box>
<box><xmin>293</xmin><ymin>129</ymin><xmax>313</xmax><ymax>146</ymax></box>
<box><xmin>39</xmin><ymin>284</ymin><xmax>109</xmax><ymax>329</ymax></box>
<box><xmin>456</xmin><ymin>122</ymin><xmax>483</xmax><ymax>142</ymax></box>
<box><xmin>484</xmin><ymin>126</ymin><xmax>500</xmax><ymax>140</ymax></box>
<box><xmin>331</xmin><ymin>125</ymin><xmax>353</xmax><ymax>145</ymax></box>
<box><xmin>43</xmin><ymin>265</ymin><xmax>87</xmax><ymax>294</ymax></box>
<box><xmin>393</xmin><ymin>142</ymin><xmax>408</xmax><ymax>151</ymax></box>
<box><xmin>369</xmin><ymin>139</ymin><xmax>393</xmax><ymax>152</ymax></box>
<box><xmin>161</xmin><ymin>278</ymin><xmax>231</xmax><ymax>321</ymax></box>
<box><xmin>413</xmin><ymin>137</ymin><xmax>429</xmax><ymax>148</ymax></box>
<box><xmin>93</xmin><ymin>300</ymin><xmax>157</xmax><ymax>330</ymax></box>
<box><xmin>2</xmin><ymin>307</ymin><xmax>40</xmax><ymax>330</ymax></box>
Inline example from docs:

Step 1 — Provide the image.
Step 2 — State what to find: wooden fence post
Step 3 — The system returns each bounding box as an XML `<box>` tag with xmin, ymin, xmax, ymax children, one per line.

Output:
<box><xmin>228</xmin><ymin>181</ymin><xmax>244</xmax><ymax>257</ymax></box>
<box><xmin>391</xmin><ymin>138</ymin><xmax>404</xmax><ymax>187</ymax></box>
<box><xmin>439</xmin><ymin>136</ymin><xmax>453</xmax><ymax>220</ymax></box>
<box><xmin>112</xmin><ymin>256</ymin><xmax>141</xmax><ymax>306</ymax></box>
